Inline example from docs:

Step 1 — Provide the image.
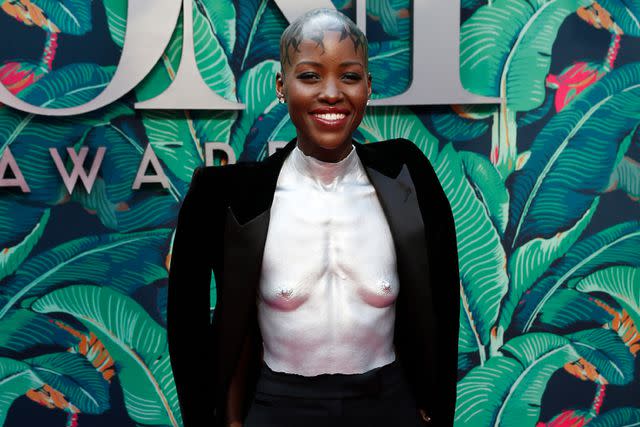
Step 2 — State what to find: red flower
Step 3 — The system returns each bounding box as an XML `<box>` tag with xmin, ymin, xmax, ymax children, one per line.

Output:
<box><xmin>546</xmin><ymin>62</ymin><xmax>606</xmax><ymax>112</ymax></box>
<box><xmin>0</xmin><ymin>62</ymin><xmax>45</xmax><ymax>95</ymax></box>
<box><xmin>537</xmin><ymin>409</ymin><xmax>594</xmax><ymax>427</ymax></box>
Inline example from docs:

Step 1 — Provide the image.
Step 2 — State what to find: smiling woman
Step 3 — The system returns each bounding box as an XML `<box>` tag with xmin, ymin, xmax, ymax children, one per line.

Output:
<box><xmin>275</xmin><ymin>9</ymin><xmax>371</xmax><ymax>162</ymax></box>
<box><xmin>167</xmin><ymin>6</ymin><xmax>460</xmax><ymax>427</ymax></box>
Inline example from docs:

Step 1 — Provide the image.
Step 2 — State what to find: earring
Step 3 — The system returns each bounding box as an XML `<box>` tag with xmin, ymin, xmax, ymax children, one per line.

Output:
<box><xmin>366</xmin><ymin>99</ymin><xmax>370</xmax><ymax>105</ymax></box>
<box><xmin>278</xmin><ymin>95</ymin><xmax>285</xmax><ymax>104</ymax></box>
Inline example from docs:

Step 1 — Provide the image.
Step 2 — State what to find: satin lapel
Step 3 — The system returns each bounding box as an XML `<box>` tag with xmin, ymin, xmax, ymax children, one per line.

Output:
<box><xmin>354</xmin><ymin>141</ymin><xmax>430</xmax><ymax>287</ymax></box>
<box><xmin>361</xmin><ymin>162</ymin><xmax>430</xmax><ymax>305</ymax></box>
<box><xmin>355</xmin><ymin>141</ymin><xmax>432</xmax><ymax>363</ymax></box>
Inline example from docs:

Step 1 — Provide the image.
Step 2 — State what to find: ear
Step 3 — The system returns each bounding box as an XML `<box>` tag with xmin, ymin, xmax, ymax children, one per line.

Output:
<box><xmin>367</xmin><ymin>72</ymin><xmax>372</xmax><ymax>98</ymax></box>
<box><xmin>276</xmin><ymin>71</ymin><xmax>285</xmax><ymax>98</ymax></box>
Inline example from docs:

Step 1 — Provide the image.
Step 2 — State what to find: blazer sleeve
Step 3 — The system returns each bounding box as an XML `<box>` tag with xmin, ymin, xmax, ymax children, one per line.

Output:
<box><xmin>167</xmin><ymin>166</ymin><xmax>215</xmax><ymax>427</ymax></box>
<box><xmin>401</xmin><ymin>138</ymin><xmax>461</xmax><ymax>427</ymax></box>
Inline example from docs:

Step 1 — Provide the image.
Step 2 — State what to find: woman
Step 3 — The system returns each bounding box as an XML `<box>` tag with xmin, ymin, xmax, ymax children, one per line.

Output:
<box><xmin>167</xmin><ymin>8</ymin><xmax>460</xmax><ymax>427</ymax></box>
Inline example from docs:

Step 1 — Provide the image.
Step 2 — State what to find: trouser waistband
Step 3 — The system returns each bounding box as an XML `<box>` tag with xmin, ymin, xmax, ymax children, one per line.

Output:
<box><xmin>254</xmin><ymin>359</ymin><xmax>407</xmax><ymax>399</ymax></box>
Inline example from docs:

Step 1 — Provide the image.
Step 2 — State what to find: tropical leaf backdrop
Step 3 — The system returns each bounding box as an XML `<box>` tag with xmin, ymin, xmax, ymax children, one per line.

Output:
<box><xmin>0</xmin><ymin>0</ymin><xmax>638</xmax><ymax>426</ymax></box>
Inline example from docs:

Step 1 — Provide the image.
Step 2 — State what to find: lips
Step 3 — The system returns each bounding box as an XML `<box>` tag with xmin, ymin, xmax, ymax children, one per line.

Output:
<box><xmin>309</xmin><ymin>108</ymin><xmax>350</xmax><ymax>128</ymax></box>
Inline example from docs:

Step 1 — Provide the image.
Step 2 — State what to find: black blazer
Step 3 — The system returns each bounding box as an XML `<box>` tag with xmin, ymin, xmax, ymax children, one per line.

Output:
<box><xmin>167</xmin><ymin>137</ymin><xmax>460</xmax><ymax>427</ymax></box>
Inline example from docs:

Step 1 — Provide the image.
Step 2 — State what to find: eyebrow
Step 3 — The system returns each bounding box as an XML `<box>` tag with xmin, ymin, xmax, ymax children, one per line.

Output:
<box><xmin>295</xmin><ymin>60</ymin><xmax>363</xmax><ymax>68</ymax></box>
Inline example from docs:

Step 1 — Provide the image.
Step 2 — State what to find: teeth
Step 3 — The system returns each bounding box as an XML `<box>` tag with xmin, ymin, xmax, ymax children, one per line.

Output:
<box><xmin>314</xmin><ymin>113</ymin><xmax>346</xmax><ymax>120</ymax></box>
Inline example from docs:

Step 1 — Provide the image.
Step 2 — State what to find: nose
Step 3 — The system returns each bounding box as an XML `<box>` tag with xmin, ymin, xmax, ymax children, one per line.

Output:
<box><xmin>318</xmin><ymin>77</ymin><xmax>344</xmax><ymax>103</ymax></box>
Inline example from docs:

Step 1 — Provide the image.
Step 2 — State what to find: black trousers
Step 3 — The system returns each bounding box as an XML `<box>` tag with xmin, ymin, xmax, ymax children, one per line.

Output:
<box><xmin>244</xmin><ymin>359</ymin><xmax>427</xmax><ymax>426</ymax></box>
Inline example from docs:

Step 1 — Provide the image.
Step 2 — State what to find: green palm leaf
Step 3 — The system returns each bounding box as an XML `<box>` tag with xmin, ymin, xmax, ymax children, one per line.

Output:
<box><xmin>460</xmin><ymin>0</ymin><xmax>590</xmax><ymax>111</ymax></box>
<box><xmin>232</xmin><ymin>0</ymin><xmax>286</xmax><ymax>73</ymax></box>
<box><xmin>74</xmin><ymin>124</ymin><xmax>186</xmax><ymax>232</ymax></box>
<box><xmin>26</xmin><ymin>352</ymin><xmax>110</xmax><ymax>413</ymax></box>
<box><xmin>0</xmin><ymin>358</ymin><xmax>44</xmax><ymax>425</ymax></box>
<box><xmin>588</xmin><ymin>408</ymin><xmax>640</xmax><ymax>427</ymax></box>
<box><xmin>30</xmin><ymin>285</ymin><xmax>180</xmax><ymax>426</ymax></box>
<box><xmin>436</xmin><ymin>145</ymin><xmax>508</xmax><ymax>360</ymax></box>
<box><xmin>229</xmin><ymin>60</ymin><xmax>280</xmax><ymax>157</ymax></box>
<box><xmin>0</xmin><ymin>207</ymin><xmax>50</xmax><ymax>282</ymax></box>
<box><xmin>368</xmin><ymin>40</ymin><xmax>411</xmax><ymax>98</ymax></box>
<box><xmin>537</xmin><ymin>289</ymin><xmax>614</xmax><ymax>331</ymax></box>
<box><xmin>0</xmin><ymin>309</ymin><xmax>78</xmax><ymax>353</ymax></box>
<box><xmin>30</xmin><ymin>0</ymin><xmax>92</xmax><ymax>35</ymax></box>
<box><xmin>513</xmin><ymin>221</ymin><xmax>640</xmax><ymax>333</ymax></box>
<box><xmin>454</xmin><ymin>333</ymin><xmax>579</xmax><ymax>426</ymax></box>
<box><xmin>575</xmin><ymin>266</ymin><xmax>640</xmax><ymax>328</ymax></box>
<box><xmin>135</xmin><ymin>6</ymin><xmax>236</xmax><ymax>181</ymax></box>
<box><xmin>568</xmin><ymin>328</ymin><xmax>635</xmax><ymax>385</ymax></box>
<box><xmin>0</xmin><ymin>103</ymin><xmax>129</xmax><ymax>205</ymax></box>
<box><xmin>459</xmin><ymin>151</ymin><xmax>509</xmax><ymax>236</ymax></box>
<box><xmin>0</xmin><ymin>230</ymin><xmax>171</xmax><ymax>320</ymax></box>
<box><xmin>507</xmin><ymin>63</ymin><xmax>640</xmax><ymax>249</ymax></box>
<box><xmin>18</xmin><ymin>64</ymin><xmax>115</xmax><ymax>109</ymax></box>
<box><xmin>357</xmin><ymin>106</ymin><xmax>439</xmax><ymax>163</ymax></box>
<box><xmin>102</xmin><ymin>0</ymin><xmax>126</xmax><ymax>47</ymax></box>
<box><xmin>608</xmin><ymin>156</ymin><xmax>640</xmax><ymax>201</ymax></box>
<box><xmin>498</xmin><ymin>198</ymin><xmax>598</xmax><ymax>338</ymax></box>
<box><xmin>196</xmin><ymin>0</ymin><xmax>236</xmax><ymax>56</ymax></box>
<box><xmin>192</xmin><ymin>0</ymin><xmax>236</xmax><ymax>101</ymax></box>
<box><xmin>367</xmin><ymin>0</ymin><xmax>400</xmax><ymax>37</ymax></box>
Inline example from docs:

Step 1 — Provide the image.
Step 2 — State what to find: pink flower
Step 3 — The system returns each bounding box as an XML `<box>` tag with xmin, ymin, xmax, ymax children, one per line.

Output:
<box><xmin>546</xmin><ymin>62</ymin><xmax>606</xmax><ymax>112</ymax></box>
<box><xmin>537</xmin><ymin>409</ymin><xmax>594</xmax><ymax>427</ymax></box>
<box><xmin>0</xmin><ymin>62</ymin><xmax>44</xmax><ymax>95</ymax></box>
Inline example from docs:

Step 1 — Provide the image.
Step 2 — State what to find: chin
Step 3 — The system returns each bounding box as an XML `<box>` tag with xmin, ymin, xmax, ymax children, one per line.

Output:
<box><xmin>314</xmin><ymin>135</ymin><xmax>352</xmax><ymax>149</ymax></box>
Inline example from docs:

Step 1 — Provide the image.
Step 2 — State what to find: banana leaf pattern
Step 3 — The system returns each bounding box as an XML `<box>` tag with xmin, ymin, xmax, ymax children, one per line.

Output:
<box><xmin>0</xmin><ymin>0</ymin><xmax>638</xmax><ymax>426</ymax></box>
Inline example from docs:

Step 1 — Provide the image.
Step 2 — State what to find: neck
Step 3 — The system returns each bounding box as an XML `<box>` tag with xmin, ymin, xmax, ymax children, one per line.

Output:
<box><xmin>290</xmin><ymin>141</ymin><xmax>357</xmax><ymax>189</ymax></box>
<box><xmin>296</xmin><ymin>138</ymin><xmax>354</xmax><ymax>163</ymax></box>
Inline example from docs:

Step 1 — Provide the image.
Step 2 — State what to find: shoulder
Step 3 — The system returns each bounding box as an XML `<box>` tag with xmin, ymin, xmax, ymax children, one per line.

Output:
<box><xmin>358</xmin><ymin>138</ymin><xmax>404</xmax><ymax>152</ymax></box>
<box><xmin>367</xmin><ymin>138</ymin><xmax>437</xmax><ymax>173</ymax></box>
<box><xmin>184</xmin><ymin>162</ymin><xmax>257</xmax><ymax>210</ymax></box>
<box><xmin>384</xmin><ymin>138</ymin><xmax>447</xmax><ymax>201</ymax></box>
<box><xmin>362</xmin><ymin>138</ymin><xmax>426</xmax><ymax>158</ymax></box>
<box><xmin>189</xmin><ymin>161</ymin><xmax>257</xmax><ymax>189</ymax></box>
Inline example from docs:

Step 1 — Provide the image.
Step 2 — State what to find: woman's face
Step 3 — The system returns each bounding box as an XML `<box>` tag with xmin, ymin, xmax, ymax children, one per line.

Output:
<box><xmin>276</xmin><ymin>28</ymin><xmax>372</xmax><ymax>162</ymax></box>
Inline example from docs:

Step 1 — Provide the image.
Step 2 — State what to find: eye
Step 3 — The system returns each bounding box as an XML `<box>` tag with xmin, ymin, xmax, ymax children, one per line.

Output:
<box><xmin>297</xmin><ymin>72</ymin><xmax>319</xmax><ymax>80</ymax></box>
<box><xmin>344</xmin><ymin>73</ymin><xmax>362</xmax><ymax>81</ymax></box>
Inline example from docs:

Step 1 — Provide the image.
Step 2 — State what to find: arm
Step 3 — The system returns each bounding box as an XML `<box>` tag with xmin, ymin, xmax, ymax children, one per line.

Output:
<box><xmin>401</xmin><ymin>139</ymin><xmax>461</xmax><ymax>426</ymax></box>
<box><xmin>167</xmin><ymin>166</ymin><xmax>215</xmax><ymax>427</ymax></box>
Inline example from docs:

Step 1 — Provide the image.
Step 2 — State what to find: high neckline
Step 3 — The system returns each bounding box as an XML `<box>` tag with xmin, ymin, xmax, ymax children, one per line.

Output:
<box><xmin>290</xmin><ymin>143</ymin><xmax>359</xmax><ymax>189</ymax></box>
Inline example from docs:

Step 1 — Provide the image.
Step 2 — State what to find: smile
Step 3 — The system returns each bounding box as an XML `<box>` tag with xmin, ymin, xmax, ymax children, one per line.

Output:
<box><xmin>314</xmin><ymin>113</ymin><xmax>346</xmax><ymax>120</ymax></box>
<box><xmin>310</xmin><ymin>112</ymin><xmax>349</xmax><ymax>127</ymax></box>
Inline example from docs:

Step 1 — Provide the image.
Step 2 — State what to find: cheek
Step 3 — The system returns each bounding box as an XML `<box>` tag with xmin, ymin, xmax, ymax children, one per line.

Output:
<box><xmin>349</xmin><ymin>86</ymin><xmax>369</xmax><ymax>104</ymax></box>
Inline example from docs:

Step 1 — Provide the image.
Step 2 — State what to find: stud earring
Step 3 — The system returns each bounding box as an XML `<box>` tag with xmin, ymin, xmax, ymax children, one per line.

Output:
<box><xmin>366</xmin><ymin>99</ymin><xmax>370</xmax><ymax>105</ymax></box>
<box><xmin>278</xmin><ymin>95</ymin><xmax>285</xmax><ymax>104</ymax></box>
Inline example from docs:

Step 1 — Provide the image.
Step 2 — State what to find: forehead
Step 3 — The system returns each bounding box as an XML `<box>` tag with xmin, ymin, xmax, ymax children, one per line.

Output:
<box><xmin>286</xmin><ymin>29</ymin><xmax>366</xmax><ymax>65</ymax></box>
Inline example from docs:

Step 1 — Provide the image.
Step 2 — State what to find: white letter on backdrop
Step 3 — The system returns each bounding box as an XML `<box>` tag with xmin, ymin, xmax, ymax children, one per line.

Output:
<box><xmin>50</xmin><ymin>146</ymin><xmax>106</xmax><ymax>194</ymax></box>
<box><xmin>369</xmin><ymin>0</ymin><xmax>499</xmax><ymax>105</ymax></box>
<box><xmin>0</xmin><ymin>148</ymin><xmax>30</xmax><ymax>192</ymax></box>
<box><xmin>275</xmin><ymin>0</ymin><xmax>499</xmax><ymax>105</ymax></box>
<box><xmin>0</xmin><ymin>0</ymin><xmax>183</xmax><ymax>116</ymax></box>
<box><xmin>204</xmin><ymin>142</ymin><xmax>237</xmax><ymax>166</ymax></box>
<box><xmin>133</xmin><ymin>145</ymin><xmax>170</xmax><ymax>189</ymax></box>
<box><xmin>135</xmin><ymin>0</ymin><xmax>245</xmax><ymax>110</ymax></box>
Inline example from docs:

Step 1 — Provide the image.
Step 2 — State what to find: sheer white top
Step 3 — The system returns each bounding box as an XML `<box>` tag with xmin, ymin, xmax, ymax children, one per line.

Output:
<box><xmin>257</xmin><ymin>143</ymin><xmax>399</xmax><ymax>376</ymax></box>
